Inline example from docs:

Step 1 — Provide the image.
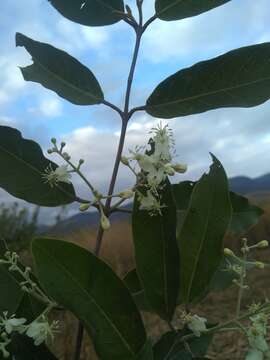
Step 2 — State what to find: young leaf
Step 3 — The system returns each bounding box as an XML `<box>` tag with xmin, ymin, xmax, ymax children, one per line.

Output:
<box><xmin>146</xmin><ymin>43</ymin><xmax>270</xmax><ymax>118</ymax></box>
<box><xmin>132</xmin><ymin>180</ymin><xmax>180</xmax><ymax>321</ymax></box>
<box><xmin>155</xmin><ymin>0</ymin><xmax>231</xmax><ymax>22</ymax></box>
<box><xmin>32</xmin><ymin>238</ymin><xmax>147</xmax><ymax>360</ymax></box>
<box><xmin>16</xmin><ymin>33</ymin><xmax>104</xmax><ymax>106</ymax></box>
<box><xmin>0</xmin><ymin>126</ymin><xmax>76</xmax><ymax>206</ymax></box>
<box><xmin>153</xmin><ymin>328</ymin><xmax>213</xmax><ymax>360</ymax></box>
<box><xmin>229</xmin><ymin>191</ymin><xmax>264</xmax><ymax>236</ymax></box>
<box><xmin>48</xmin><ymin>0</ymin><xmax>124</xmax><ymax>27</ymax></box>
<box><xmin>178</xmin><ymin>155</ymin><xmax>232</xmax><ymax>304</ymax></box>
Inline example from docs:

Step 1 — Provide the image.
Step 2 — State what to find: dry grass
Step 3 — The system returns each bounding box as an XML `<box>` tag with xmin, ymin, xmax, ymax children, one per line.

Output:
<box><xmin>45</xmin><ymin>195</ymin><xmax>270</xmax><ymax>359</ymax></box>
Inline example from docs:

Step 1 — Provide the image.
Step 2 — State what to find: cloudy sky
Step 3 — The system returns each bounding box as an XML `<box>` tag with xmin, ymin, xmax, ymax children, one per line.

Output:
<box><xmin>1</xmin><ymin>0</ymin><xmax>270</xmax><ymax>223</ymax></box>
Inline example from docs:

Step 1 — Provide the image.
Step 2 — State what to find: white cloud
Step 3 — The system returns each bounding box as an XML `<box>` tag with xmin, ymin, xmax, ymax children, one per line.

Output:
<box><xmin>0</xmin><ymin>53</ymin><xmax>27</xmax><ymax>105</ymax></box>
<box><xmin>38</xmin><ymin>97</ymin><xmax>63</xmax><ymax>117</ymax></box>
<box><xmin>142</xmin><ymin>0</ymin><xmax>270</xmax><ymax>64</ymax></box>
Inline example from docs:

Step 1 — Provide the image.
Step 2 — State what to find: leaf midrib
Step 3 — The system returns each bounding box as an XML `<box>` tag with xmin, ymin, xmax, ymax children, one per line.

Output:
<box><xmin>184</xmin><ymin>179</ymin><xmax>213</xmax><ymax>302</ymax></box>
<box><xmin>148</xmin><ymin>75</ymin><xmax>270</xmax><ymax>110</ymax></box>
<box><xmin>29</xmin><ymin>57</ymin><xmax>103</xmax><ymax>104</ymax></box>
<box><xmin>36</xmin><ymin>244</ymin><xmax>136</xmax><ymax>358</ymax></box>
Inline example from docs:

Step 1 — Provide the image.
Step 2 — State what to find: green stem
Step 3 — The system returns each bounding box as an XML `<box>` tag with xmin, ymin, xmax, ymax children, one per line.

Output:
<box><xmin>236</xmin><ymin>250</ymin><xmax>248</xmax><ymax>317</ymax></box>
<box><xmin>73</xmin><ymin>3</ymin><xmax>153</xmax><ymax>358</ymax></box>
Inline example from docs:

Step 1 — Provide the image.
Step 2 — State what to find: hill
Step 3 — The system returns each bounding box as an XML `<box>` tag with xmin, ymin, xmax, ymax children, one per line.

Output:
<box><xmin>46</xmin><ymin>173</ymin><xmax>270</xmax><ymax>235</ymax></box>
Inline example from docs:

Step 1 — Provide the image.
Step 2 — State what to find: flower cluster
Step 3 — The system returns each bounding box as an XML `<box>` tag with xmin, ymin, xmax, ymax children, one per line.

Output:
<box><xmin>122</xmin><ymin>123</ymin><xmax>187</xmax><ymax>214</ymax></box>
<box><xmin>0</xmin><ymin>312</ymin><xmax>59</xmax><ymax>358</ymax></box>
<box><xmin>0</xmin><ymin>250</ymin><xmax>59</xmax><ymax>357</ymax></box>
<box><xmin>245</xmin><ymin>312</ymin><xmax>270</xmax><ymax>360</ymax></box>
<box><xmin>172</xmin><ymin>308</ymin><xmax>208</xmax><ymax>337</ymax></box>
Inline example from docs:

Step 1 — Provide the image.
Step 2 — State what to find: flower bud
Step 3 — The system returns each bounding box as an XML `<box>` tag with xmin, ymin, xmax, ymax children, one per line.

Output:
<box><xmin>79</xmin><ymin>159</ymin><xmax>85</xmax><ymax>165</ymax></box>
<box><xmin>61</xmin><ymin>142</ymin><xmax>66</xmax><ymax>148</ymax></box>
<box><xmin>79</xmin><ymin>203</ymin><xmax>91</xmax><ymax>212</ymax></box>
<box><xmin>101</xmin><ymin>214</ymin><xmax>110</xmax><ymax>231</ymax></box>
<box><xmin>257</xmin><ymin>240</ymin><xmax>269</xmax><ymax>248</ymax></box>
<box><xmin>62</xmin><ymin>152</ymin><xmax>71</xmax><ymax>161</ymax></box>
<box><xmin>255</xmin><ymin>261</ymin><xmax>265</xmax><ymax>269</ymax></box>
<box><xmin>119</xmin><ymin>189</ymin><xmax>134</xmax><ymax>199</ymax></box>
<box><xmin>172</xmin><ymin>163</ymin><xmax>188</xmax><ymax>173</ymax></box>
<box><xmin>121</xmin><ymin>156</ymin><xmax>129</xmax><ymax>166</ymax></box>
<box><xmin>164</xmin><ymin>164</ymin><xmax>175</xmax><ymax>176</ymax></box>
<box><xmin>51</xmin><ymin>138</ymin><xmax>57</xmax><ymax>144</ymax></box>
<box><xmin>224</xmin><ymin>248</ymin><xmax>235</xmax><ymax>257</ymax></box>
<box><xmin>47</xmin><ymin>149</ymin><xmax>53</xmax><ymax>154</ymax></box>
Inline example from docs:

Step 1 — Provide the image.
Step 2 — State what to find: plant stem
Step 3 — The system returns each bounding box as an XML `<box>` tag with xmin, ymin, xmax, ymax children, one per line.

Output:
<box><xmin>73</xmin><ymin>8</ymin><xmax>144</xmax><ymax>359</ymax></box>
<box><xmin>236</xmin><ymin>250</ymin><xmax>248</xmax><ymax>317</ymax></box>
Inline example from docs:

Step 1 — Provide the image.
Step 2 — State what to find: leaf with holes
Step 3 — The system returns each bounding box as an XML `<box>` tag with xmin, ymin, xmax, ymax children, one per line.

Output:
<box><xmin>16</xmin><ymin>33</ymin><xmax>104</xmax><ymax>106</ymax></box>
<box><xmin>146</xmin><ymin>43</ymin><xmax>270</xmax><ymax>118</ymax></box>
<box><xmin>178</xmin><ymin>155</ymin><xmax>232</xmax><ymax>304</ymax></box>
<box><xmin>132</xmin><ymin>180</ymin><xmax>180</xmax><ymax>321</ymax></box>
<box><xmin>0</xmin><ymin>126</ymin><xmax>76</xmax><ymax>206</ymax></box>
<box><xmin>229</xmin><ymin>191</ymin><xmax>264</xmax><ymax>236</ymax></box>
<box><xmin>32</xmin><ymin>238</ymin><xmax>147</xmax><ymax>360</ymax></box>
<box><xmin>48</xmin><ymin>0</ymin><xmax>124</xmax><ymax>26</ymax></box>
<box><xmin>155</xmin><ymin>0</ymin><xmax>231</xmax><ymax>21</ymax></box>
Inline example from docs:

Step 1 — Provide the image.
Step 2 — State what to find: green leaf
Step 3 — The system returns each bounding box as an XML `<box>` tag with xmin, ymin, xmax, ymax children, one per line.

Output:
<box><xmin>0</xmin><ymin>126</ymin><xmax>76</xmax><ymax>206</ymax></box>
<box><xmin>123</xmin><ymin>269</ymin><xmax>152</xmax><ymax>312</ymax></box>
<box><xmin>48</xmin><ymin>0</ymin><xmax>124</xmax><ymax>26</ymax></box>
<box><xmin>153</xmin><ymin>328</ymin><xmax>213</xmax><ymax>360</ymax></box>
<box><xmin>178</xmin><ymin>155</ymin><xmax>232</xmax><ymax>304</ymax></box>
<box><xmin>10</xmin><ymin>335</ymin><xmax>58</xmax><ymax>360</ymax></box>
<box><xmin>155</xmin><ymin>0</ymin><xmax>231</xmax><ymax>21</ymax></box>
<box><xmin>136</xmin><ymin>340</ymin><xmax>153</xmax><ymax>360</ymax></box>
<box><xmin>16</xmin><ymin>33</ymin><xmax>104</xmax><ymax>106</ymax></box>
<box><xmin>32</xmin><ymin>238</ymin><xmax>146</xmax><ymax>360</ymax></box>
<box><xmin>229</xmin><ymin>191</ymin><xmax>264</xmax><ymax>236</ymax></box>
<box><xmin>207</xmin><ymin>255</ymin><xmax>238</xmax><ymax>292</ymax></box>
<box><xmin>146</xmin><ymin>43</ymin><xmax>270</xmax><ymax>118</ymax></box>
<box><xmin>0</xmin><ymin>265</ymin><xmax>23</xmax><ymax>314</ymax></box>
<box><xmin>172</xmin><ymin>181</ymin><xmax>195</xmax><ymax>233</ymax></box>
<box><xmin>172</xmin><ymin>183</ymin><xmax>263</xmax><ymax>237</ymax></box>
<box><xmin>132</xmin><ymin>180</ymin><xmax>180</xmax><ymax>321</ymax></box>
<box><xmin>15</xmin><ymin>293</ymin><xmax>45</xmax><ymax>322</ymax></box>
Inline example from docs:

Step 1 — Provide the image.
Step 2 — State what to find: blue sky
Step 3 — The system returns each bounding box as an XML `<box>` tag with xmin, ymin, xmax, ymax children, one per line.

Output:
<box><xmin>1</xmin><ymin>0</ymin><xmax>270</xmax><ymax>222</ymax></box>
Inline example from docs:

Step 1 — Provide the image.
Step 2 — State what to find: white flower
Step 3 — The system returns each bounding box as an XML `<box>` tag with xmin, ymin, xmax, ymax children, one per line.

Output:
<box><xmin>138</xmin><ymin>191</ymin><xmax>163</xmax><ymax>214</ymax></box>
<box><xmin>248</xmin><ymin>329</ymin><xmax>269</xmax><ymax>353</ymax></box>
<box><xmin>246</xmin><ymin>312</ymin><xmax>270</xmax><ymax>356</ymax></box>
<box><xmin>245</xmin><ymin>349</ymin><xmax>264</xmax><ymax>360</ymax></box>
<box><xmin>151</xmin><ymin>123</ymin><xmax>173</xmax><ymax>162</ymax></box>
<box><xmin>187</xmin><ymin>314</ymin><xmax>207</xmax><ymax>337</ymax></box>
<box><xmin>26</xmin><ymin>316</ymin><xmax>59</xmax><ymax>346</ymax></box>
<box><xmin>42</xmin><ymin>165</ymin><xmax>71</xmax><ymax>187</ymax></box>
<box><xmin>0</xmin><ymin>313</ymin><xmax>26</xmax><ymax>334</ymax></box>
<box><xmin>0</xmin><ymin>336</ymin><xmax>11</xmax><ymax>359</ymax></box>
<box><xmin>126</xmin><ymin>123</ymin><xmax>187</xmax><ymax>214</ymax></box>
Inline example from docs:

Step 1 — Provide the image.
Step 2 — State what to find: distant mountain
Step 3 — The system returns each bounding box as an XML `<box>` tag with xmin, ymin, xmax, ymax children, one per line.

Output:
<box><xmin>47</xmin><ymin>205</ymin><xmax>131</xmax><ymax>235</ymax></box>
<box><xmin>44</xmin><ymin>173</ymin><xmax>270</xmax><ymax>235</ymax></box>
<box><xmin>229</xmin><ymin>173</ymin><xmax>270</xmax><ymax>195</ymax></box>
